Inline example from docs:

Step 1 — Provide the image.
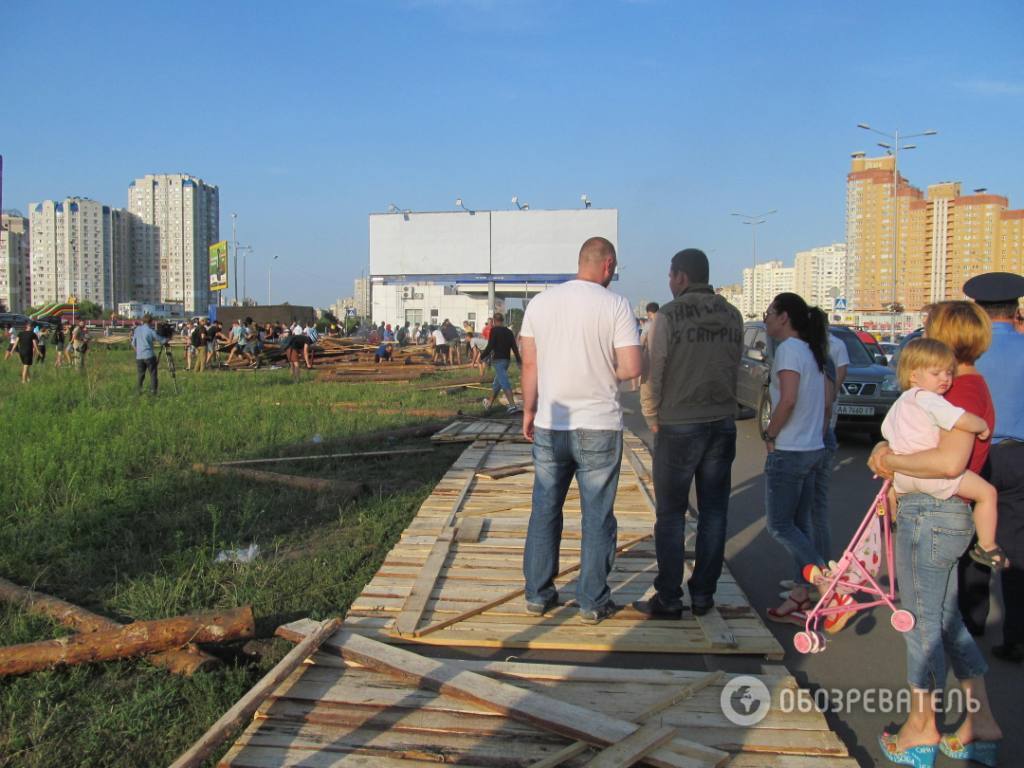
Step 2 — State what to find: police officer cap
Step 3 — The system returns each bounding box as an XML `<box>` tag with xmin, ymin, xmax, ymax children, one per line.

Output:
<box><xmin>962</xmin><ymin>271</ymin><xmax>1024</xmax><ymax>303</ymax></box>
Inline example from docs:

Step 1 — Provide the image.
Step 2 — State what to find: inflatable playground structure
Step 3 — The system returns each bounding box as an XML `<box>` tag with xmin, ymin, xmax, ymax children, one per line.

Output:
<box><xmin>29</xmin><ymin>302</ymin><xmax>78</xmax><ymax>325</ymax></box>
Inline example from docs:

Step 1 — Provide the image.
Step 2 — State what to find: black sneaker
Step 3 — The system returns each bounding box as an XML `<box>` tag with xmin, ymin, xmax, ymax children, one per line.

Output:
<box><xmin>579</xmin><ymin>600</ymin><xmax>620</xmax><ymax>625</ymax></box>
<box><xmin>632</xmin><ymin>595</ymin><xmax>684</xmax><ymax>620</ymax></box>
<box><xmin>526</xmin><ymin>593</ymin><xmax>558</xmax><ymax>616</ymax></box>
<box><xmin>691</xmin><ymin>600</ymin><xmax>715</xmax><ymax>616</ymax></box>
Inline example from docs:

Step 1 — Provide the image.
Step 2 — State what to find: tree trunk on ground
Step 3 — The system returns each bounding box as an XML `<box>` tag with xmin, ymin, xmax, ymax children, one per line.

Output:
<box><xmin>192</xmin><ymin>464</ymin><xmax>363</xmax><ymax>498</ymax></box>
<box><xmin>0</xmin><ymin>577</ymin><xmax>218</xmax><ymax>676</ymax></box>
<box><xmin>0</xmin><ymin>606</ymin><xmax>255</xmax><ymax>677</ymax></box>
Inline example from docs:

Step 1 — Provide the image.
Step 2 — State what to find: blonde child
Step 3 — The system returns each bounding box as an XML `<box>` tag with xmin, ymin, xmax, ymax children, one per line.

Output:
<box><xmin>881</xmin><ymin>338</ymin><xmax>1008</xmax><ymax>569</ymax></box>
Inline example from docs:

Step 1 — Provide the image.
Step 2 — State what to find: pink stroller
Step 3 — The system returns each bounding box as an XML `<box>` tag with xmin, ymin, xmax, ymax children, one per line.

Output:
<box><xmin>794</xmin><ymin>480</ymin><xmax>916</xmax><ymax>654</ymax></box>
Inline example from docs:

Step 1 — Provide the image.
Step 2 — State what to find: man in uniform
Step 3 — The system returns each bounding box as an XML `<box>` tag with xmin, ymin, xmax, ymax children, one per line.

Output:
<box><xmin>635</xmin><ymin>249</ymin><xmax>743</xmax><ymax>618</ymax></box>
<box><xmin>962</xmin><ymin>271</ymin><xmax>1024</xmax><ymax>662</ymax></box>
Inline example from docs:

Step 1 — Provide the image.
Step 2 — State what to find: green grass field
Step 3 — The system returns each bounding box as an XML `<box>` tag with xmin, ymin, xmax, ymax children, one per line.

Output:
<box><xmin>0</xmin><ymin>345</ymin><xmax>489</xmax><ymax>767</ymax></box>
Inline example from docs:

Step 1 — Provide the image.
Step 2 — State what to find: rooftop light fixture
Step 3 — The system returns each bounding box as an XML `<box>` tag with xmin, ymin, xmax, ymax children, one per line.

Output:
<box><xmin>580</xmin><ymin>193</ymin><xmax>591</xmax><ymax>209</ymax></box>
<box><xmin>455</xmin><ymin>198</ymin><xmax>474</xmax><ymax>214</ymax></box>
<box><xmin>512</xmin><ymin>196</ymin><xmax>529</xmax><ymax>210</ymax></box>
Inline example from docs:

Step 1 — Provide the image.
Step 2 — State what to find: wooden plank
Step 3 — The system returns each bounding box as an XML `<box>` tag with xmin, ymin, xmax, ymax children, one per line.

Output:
<box><xmin>622</xmin><ymin>443</ymin><xmax>656</xmax><ymax>513</ymax></box>
<box><xmin>410</xmin><ymin>532</ymin><xmax>653</xmax><ymax>638</ymax></box>
<box><xmin>169</xmin><ymin>618</ymin><xmax>341</xmax><ymax>768</ymax></box>
<box><xmin>455</xmin><ymin>518</ymin><xmax>485</xmax><ymax>543</ymax></box>
<box><xmin>693</xmin><ymin>609</ymin><xmax>738</xmax><ymax>649</ymax></box>
<box><xmin>584</xmin><ymin>722</ymin><xmax>677</xmax><ymax>768</ymax></box>
<box><xmin>393</xmin><ymin>528</ymin><xmax>456</xmax><ymax>636</ymax></box>
<box><xmin>275</xmin><ymin>627</ymin><xmax>728</xmax><ymax>768</ymax></box>
<box><xmin>192</xmin><ymin>464</ymin><xmax>363</xmax><ymax>497</ymax></box>
<box><xmin>217</xmin><ymin>448</ymin><xmax>433</xmax><ymax>467</ymax></box>
<box><xmin>476</xmin><ymin>461</ymin><xmax>534</xmax><ymax>480</ymax></box>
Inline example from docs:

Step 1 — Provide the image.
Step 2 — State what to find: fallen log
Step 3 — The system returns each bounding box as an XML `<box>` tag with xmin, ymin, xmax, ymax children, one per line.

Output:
<box><xmin>0</xmin><ymin>606</ymin><xmax>255</xmax><ymax>677</ymax></box>
<box><xmin>192</xmin><ymin>464</ymin><xmax>363</xmax><ymax>498</ymax></box>
<box><xmin>0</xmin><ymin>577</ymin><xmax>217</xmax><ymax>676</ymax></box>
<box><xmin>217</xmin><ymin>447</ymin><xmax>433</xmax><ymax>467</ymax></box>
<box><xmin>169</xmin><ymin>617</ymin><xmax>341</xmax><ymax>768</ymax></box>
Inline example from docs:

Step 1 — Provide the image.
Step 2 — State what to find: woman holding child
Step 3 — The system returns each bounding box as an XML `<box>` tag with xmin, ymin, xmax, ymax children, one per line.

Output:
<box><xmin>870</xmin><ymin>301</ymin><xmax>1003</xmax><ymax>767</ymax></box>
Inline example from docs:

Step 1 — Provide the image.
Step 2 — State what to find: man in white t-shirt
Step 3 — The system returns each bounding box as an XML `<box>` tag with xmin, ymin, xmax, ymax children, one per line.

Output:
<box><xmin>519</xmin><ymin>236</ymin><xmax>641</xmax><ymax>625</ymax></box>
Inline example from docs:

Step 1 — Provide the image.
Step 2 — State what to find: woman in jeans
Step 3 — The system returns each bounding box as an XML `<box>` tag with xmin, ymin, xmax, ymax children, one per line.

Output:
<box><xmin>761</xmin><ymin>293</ymin><xmax>831</xmax><ymax>623</ymax></box>
<box><xmin>870</xmin><ymin>301</ymin><xmax>1002</xmax><ymax>767</ymax></box>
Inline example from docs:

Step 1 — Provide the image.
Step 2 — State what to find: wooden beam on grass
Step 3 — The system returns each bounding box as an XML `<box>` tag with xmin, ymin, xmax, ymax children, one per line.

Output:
<box><xmin>169</xmin><ymin>617</ymin><xmax>341</xmax><ymax>768</ymax></box>
<box><xmin>192</xmin><ymin>464</ymin><xmax>363</xmax><ymax>498</ymax></box>
<box><xmin>216</xmin><ymin>447</ymin><xmax>433</xmax><ymax>467</ymax></box>
<box><xmin>0</xmin><ymin>606</ymin><xmax>254</xmax><ymax>677</ymax></box>
<box><xmin>0</xmin><ymin>577</ymin><xmax>217</xmax><ymax>676</ymax></box>
<box><xmin>273</xmin><ymin>627</ymin><xmax>728</xmax><ymax>768</ymax></box>
<box><xmin>409</xmin><ymin>532</ymin><xmax>653</xmax><ymax>638</ymax></box>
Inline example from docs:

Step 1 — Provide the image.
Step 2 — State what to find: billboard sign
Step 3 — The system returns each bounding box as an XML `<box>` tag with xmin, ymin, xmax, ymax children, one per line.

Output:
<box><xmin>209</xmin><ymin>241</ymin><xmax>228</xmax><ymax>291</ymax></box>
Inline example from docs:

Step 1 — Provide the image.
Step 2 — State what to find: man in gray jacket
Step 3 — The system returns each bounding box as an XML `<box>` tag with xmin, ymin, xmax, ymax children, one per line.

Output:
<box><xmin>635</xmin><ymin>248</ymin><xmax>744</xmax><ymax>618</ymax></box>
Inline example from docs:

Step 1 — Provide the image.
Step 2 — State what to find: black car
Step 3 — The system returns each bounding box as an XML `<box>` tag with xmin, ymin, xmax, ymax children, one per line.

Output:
<box><xmin>736</xmin><ymin>322</ymin><xmax>901</xmax><ymax>440</ymax></box>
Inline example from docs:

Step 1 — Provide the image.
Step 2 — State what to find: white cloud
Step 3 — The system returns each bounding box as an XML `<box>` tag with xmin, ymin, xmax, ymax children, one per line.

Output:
<box><xmin>956</xmin><ymin>78</ymin><xmax>1024</xmax><ymax>96</ymax></box>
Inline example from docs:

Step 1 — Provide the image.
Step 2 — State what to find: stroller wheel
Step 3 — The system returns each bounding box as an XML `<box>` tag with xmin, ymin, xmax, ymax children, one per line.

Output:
<box><xmin>891</xmin><ymin>609</ymin><xmax>916</xmax><ymax>633</ymax></box>
<box><xmin>794</xmin><ymin>631</ymin><xmax>814</xmax><ymax>654</ymax></box>
<box><xmin>812</xmin><ymin>631</ymin><xmax>827</xmax><ymax>653</ymax></box>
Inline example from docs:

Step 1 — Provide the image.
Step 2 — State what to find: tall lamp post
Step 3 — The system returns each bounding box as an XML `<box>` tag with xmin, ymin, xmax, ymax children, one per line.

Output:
<box><xmin>231</xmin><ymin>212</ymin><xmax>238</xmax><ymax>306</ymax></box>
<box><xmin>857</xmin><ymin>123</ymin><xmax>937</xmax><ymax>341</ymax></box>
<box><xmin>268</xmin><ymin>255</ymin><xmax>278</xmax><ymax>305</ymax></box>
<box><xmin>731</xmin><ymin>210</ymin><xmax>777</xmax><ymax>317</ymax></box>
<box><xmin>236</xmin><ymin>245</ymin><xmax>253</xmax><ymax>303</ymax></box>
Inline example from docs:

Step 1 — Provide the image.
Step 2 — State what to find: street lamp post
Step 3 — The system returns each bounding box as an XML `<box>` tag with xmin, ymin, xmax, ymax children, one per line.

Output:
<box><xmin>231</xmin><ymin>212</ymin><xmax>238</xmax><ymax>306</ymax></box>
<box><xmin>857</xmin><ymin>123</ymin><xmax>937</xmax><ymax>342</ymax></box>
<box><xmin>731</xmin><ymin>210</ymin><xmax>777</xmax><ymax>317</ymax></box>
<box><xmin>236</xmin><ymin>245</ymin><xmax>253</xmax><ymax>304</ymax></box>
<box><xmin>268</xmin><ymin>255</ymin><xmax>278</xmax><ymax>305</ymax></box>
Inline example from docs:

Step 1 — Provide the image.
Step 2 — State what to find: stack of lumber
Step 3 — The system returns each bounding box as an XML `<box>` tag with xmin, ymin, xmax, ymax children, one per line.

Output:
<box><xmin>432</xmin><ymin>418</ymin><xmax>527</xmax><ymax>443</ymax></box>
<box><xmin>345</xmin><ymin>434</ymin><xmax>784</xmax><ymax>657</ymax></box>
<box><xmin>217</xmin><ymin>623</ymin><xmax>856</xmax><ymax>768</ymax></box>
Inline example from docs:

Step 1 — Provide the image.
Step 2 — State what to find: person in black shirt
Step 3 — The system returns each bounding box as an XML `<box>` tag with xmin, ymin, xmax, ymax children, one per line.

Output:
<box><xmin>190</xmin><ymin>320</ymin><xmax>208</xmax><ymax>372</ymax></box>
<box><xmin>52</xmin><ymin>321</ymin><xmax>66</xmax><ymax>369</ymax></box>
<box><xmin>481</xmin><ymin>312</ymin><xmax>522</xmax><ymax>413</ymax></box>
<box><xmin>15</xmin><ymin>321</ymin><xmax>39</xmax><ymax>383</ymax></box>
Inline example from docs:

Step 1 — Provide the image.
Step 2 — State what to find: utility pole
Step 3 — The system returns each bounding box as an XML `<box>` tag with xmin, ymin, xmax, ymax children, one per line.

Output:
<box><xmin>231</xmin><ymin>212</ymin><xmax>238</xmax><ymax>305</ymax></box>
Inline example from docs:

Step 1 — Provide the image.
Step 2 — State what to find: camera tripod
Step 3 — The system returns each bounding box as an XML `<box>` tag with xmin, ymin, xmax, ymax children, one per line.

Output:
<box><xmin>155</xmin><ymin>342</ymin><xmax>179</xmax><ymax>394</ymax></box>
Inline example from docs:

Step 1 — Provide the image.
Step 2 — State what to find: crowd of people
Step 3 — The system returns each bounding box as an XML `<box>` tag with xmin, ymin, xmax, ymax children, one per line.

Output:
<box><xmin>512</xmin><ymin>235</ymin><xmax>1021</xmax><ymax>767</ymax></box>
<box><xmin>3</xmin><ymin>318</ymin><xmax>91</xmax><ymax>382</ymax></box>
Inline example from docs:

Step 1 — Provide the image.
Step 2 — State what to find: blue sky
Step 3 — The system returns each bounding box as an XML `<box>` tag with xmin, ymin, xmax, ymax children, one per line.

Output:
<box><xmin>3</xmin><ymin>0</ymin><xmax>1022</xmax><ymax>309</ymax></box>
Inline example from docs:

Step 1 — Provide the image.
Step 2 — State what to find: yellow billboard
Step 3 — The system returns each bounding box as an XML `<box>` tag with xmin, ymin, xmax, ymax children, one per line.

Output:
<box><xmin>209</xmin><ymin>241</ymin><xmax>228</xmax><ymax>291</ymax></box>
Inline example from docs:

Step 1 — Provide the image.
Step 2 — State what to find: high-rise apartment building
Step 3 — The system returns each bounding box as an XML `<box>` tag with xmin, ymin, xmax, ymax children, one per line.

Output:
<box><xmin>128</xmin><ymin>174</ymin><xmax>219</xmax><ymax>314</ymax></box>
<box><xmin>846</xmin><ymin>155</ymin><xmax>1024</xmax><ymax>311</ymax></box>
<box><xmin>742</xmin><ymin>260</ymin><xmax>793</xmax><ymax>317</ymax></box>
<box><xmin>354</xmin><ymin>276</ymin><xmax>371</xmax><ymax>318</ymax></box>
<box><xmin>715</xmin><ymin>283</ymin><xmax>745</xmax><ymax>316</ymax></box>
<box><xmin>793</xmin><ymin>243</ymin><xmax>847</xmax><ymax>310</ymax></box>
<box><xmin>28</xmin><ymin>198</ymin><xmax>128</xmax><ymax>310</ymax></box>
<box><xmin>1</xmin><ymin>212</ymin><xmax>31</xmax><ymax>312</ymax></box>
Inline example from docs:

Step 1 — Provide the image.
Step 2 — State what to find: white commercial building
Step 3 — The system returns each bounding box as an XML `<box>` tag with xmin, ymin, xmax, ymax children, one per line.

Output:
<box><xmin>28</xmin><ymin>198</ymin><xmax>129</xmax><ymax>310</ymax></box>
<box><xmin>1</xmin><ymin>212</ymin><xmax>31</xmax><ymax>313</ymax></box>
<box><xmin>741</xmin><ymin>260</ymin><xmax>793</xmax><ymax>318</ymax></box>
<box><xmin>128</xmin><ymin>173</ymin><xmax>219</xmax><ymax>314</ymax></box>
<box><xmin>117</xmin><ymin>301</ymin><xmax>185</xmax><ymax>320</ymax></box>
<box><xmin>716</xmin><ymin>283</ymin><xmax>745</xmax><ymax>317</ymax></box>
<box><xmin>793</xmin><ymin>243</ymin><xmax>848</xmax><ymax>311</ymax></box>
<box><xmin>369</xmin><ymin>207</ymin><xmax>617</xmax><ymax>324</ymax></box>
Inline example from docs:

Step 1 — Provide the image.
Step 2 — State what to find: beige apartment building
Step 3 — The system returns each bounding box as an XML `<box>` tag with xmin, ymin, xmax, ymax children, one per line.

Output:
<box><xmin>742</xmin><ymin>259</ymin><xmax>793</xmax><ymax>318</ymax></box>
<box><xmin>128</xmin><ymin>174</ymin><xmax>219</xmax><ymax>314</ymax></box>
<box><xmin>793</xmin><ymin>243</ymin><xmax>847</xmax><ymax>310</ymax></box>
<box><xmin>1</xmin><ymin>212</ymin><xmax>31</xmax><ymax>313</ymax></box>
<box><xmin>28</xmin><ymin>198</ymin><xmax>129</xmax><ymax>311</ymax></box>
<box><xmin>846</xmin><ymin>155</ymin><xmax>1024</xmax><ymax>312</ymax></box>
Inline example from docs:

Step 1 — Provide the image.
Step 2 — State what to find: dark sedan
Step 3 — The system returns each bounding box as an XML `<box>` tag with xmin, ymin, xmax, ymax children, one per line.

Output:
<box><xmin>736</xmin><ymin>322</ymin><xmax>901</xmax><ymax>440</ymax></box>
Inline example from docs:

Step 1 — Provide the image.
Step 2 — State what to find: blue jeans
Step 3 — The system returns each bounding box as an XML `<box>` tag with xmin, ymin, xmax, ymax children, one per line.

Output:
<box><xmin>896</xmin><ymin>493</ymin><xmax>988</xmax><ymax>690</ymax></box>
<box><xmin>524</xmin><ymin>428</ymin><xmax>622</xmax><ymax>612</ymax></box>
<box><xmin>811</xmin><ymin>429</ymin><xmax>838</xmax><ymax>561</ymax></box>
<box><xmin>492</xmin><ymin>359</ymin><xmax>512</xmax><ymax>394</ymax></box>
<box><xmin>652</xmin><ymin>419</ymin><xmax>737</xmax><ymax>609</ymax></box>
<box><xmin>765</xmin><ymin>448</ymin><xmax>825</xmax><ymax>582</ymax></box>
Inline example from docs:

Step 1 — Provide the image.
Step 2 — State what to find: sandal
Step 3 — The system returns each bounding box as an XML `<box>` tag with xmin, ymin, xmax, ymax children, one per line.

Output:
<box><xmin>767</xmin><ymin>593</ymin><xmax>812</xmax><ymax>626</ymax></box>
<box><xmin>938</xmin><ymin>734</ymin><xmax>999</xmax><ymax>767</ymax></box>
<box><xmin>879</xmin><ymin>732</ymin><xmax>938</xmax><ymax>767</ymax></box>
<box><xmin>824</xmin><ymin>593</ymin><xmax>857</xmax><ymax>634</ymax></box>
<box><xmin>969</xmin><ymin>544</ymin><xmax>1010</xmax><ymax>570</ymax></box>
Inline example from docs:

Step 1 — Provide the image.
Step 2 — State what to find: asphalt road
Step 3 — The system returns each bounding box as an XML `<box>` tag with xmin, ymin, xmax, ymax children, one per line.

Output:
<box><xmin>620</xmin><ymin>392</ymin><xmax>1023</xmax><ymax>767</ymax></box>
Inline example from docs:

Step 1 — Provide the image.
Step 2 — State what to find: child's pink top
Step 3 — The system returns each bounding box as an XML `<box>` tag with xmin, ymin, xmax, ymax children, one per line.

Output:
<box><xmin>881</xmin><ymin>387</ymin><xmax>966</xmax><ymax>498</ymax></box>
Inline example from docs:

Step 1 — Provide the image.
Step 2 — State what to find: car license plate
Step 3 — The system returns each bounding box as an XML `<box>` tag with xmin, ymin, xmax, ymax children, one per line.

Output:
<box><xmin>837</xmin><ymin>405</ymin><xmax>875</xmax><ymax>416</ymax></box>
